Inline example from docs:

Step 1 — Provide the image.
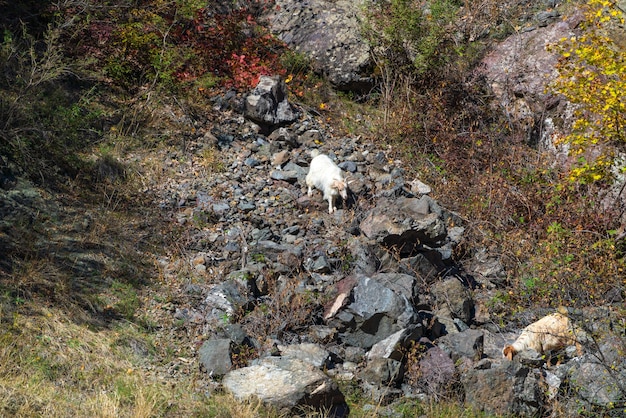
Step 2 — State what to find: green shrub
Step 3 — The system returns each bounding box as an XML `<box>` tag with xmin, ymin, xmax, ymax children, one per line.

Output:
<box><xmin>280</xmin><ymin>50</ymin><xmax>311</xmax><ymax>76</ymax></box>
<box><xmin>362</xmin><ymin>0</ymin><xmax>461</xmax><ymax>79</ymax></box>
<box><xmin>0</xmin><ymin>18</ymin><xmax>106</xmax><ymax>184</ymax></box>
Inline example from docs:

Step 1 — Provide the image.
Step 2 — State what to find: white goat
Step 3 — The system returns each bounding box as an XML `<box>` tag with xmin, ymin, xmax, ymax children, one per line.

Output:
<box><xmin>306</xmin><ymin>154</ymin><xmax>348</xmax><ymax>214</ymax></box>
<box><xmin>502</xmin><ymin>307</ymin><xmax>585</xmax><ymax>360</ymax></box>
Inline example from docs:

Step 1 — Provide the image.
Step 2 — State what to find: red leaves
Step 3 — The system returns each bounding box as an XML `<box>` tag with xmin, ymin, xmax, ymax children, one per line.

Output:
<box><xmin>181</xmin><ymin>6</ymin><xmax>286</xmax><ymax>90</ymax></box>
<box><xmin>69</xmin><ymin>1</ymin><xmax>286</xmax><ymax>91</ymax></box>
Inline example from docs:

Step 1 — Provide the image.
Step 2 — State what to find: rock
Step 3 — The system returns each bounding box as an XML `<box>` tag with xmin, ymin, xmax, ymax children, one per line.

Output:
<box><xmin>270</xmin><ymin>169</ymin><xmax>299</xmax><ymax>183</ymax></box>
<box><xmin>346</xmin><ymin>238</ymin><xmax>379</xmax><ymax>275</ymax></box>
<box><xmin>282</xmin><ymin>161</ymin><xmax>307</xmax><ymax>178</ymax></box>
<box><xmin>511</xmin><ymin>367</ymin><xmax>545</xmax><ymax>417</ymax></box>
<box><xmin>198</xmin><ymin>338</ymin><xmax>233</xmax><ymax>376</ymax></box>
<box><xmin>324</xmin><ymin>276</ymin><xmax>357</xmax><ymax>321</ymax></box>
<box><xmin>244</xmin><ymin>76</ymin><xmax>299</xmax><ymax>130</ymax></box>
<box><xmin>482</xmin><ymin>329</ymin><xmax>513</xmax><ymax>360</ymax></box>
<box><xmin>251</xmin><ymin>240</ymin><xmax>303</xmax><ymax>264</ymax></box>
<box><xmin>298</xmin><ymin>129</ymin><xmax>323</xmax><ymax>146</ymax></box>
<box><xmin>243</xmin><ymin>157</ymin><xmax>262</xmax><ymax>167</ymax></box>
<box><xmin>376</xmin><ymin>272</ymin><xmax>421</xmax><ymax>302</ymax></box>
<box><xmin>395</xmin><ymin>252</ymin><xmax>441</xmax><ymax>282</ymax></box>
<box><xmin>173</xmin><ymin>307</ymin><xmax>204</xmax><ymax>324</ymax></box>
<box><xmin>305</xmin><ymin>255</ymin><xmax>332</xmax><ymax>273</ymax></box>
<box><xmin>212</xmin><ymin>201</ymin><xmax>230</xmax><ymax>213</ymax></box>
<box><xmin>271</xmin><ymin>150</ymin><xmax>290</xmax><ymax>167</ymax></box>
<box><xmin>222</xmin><ymin>323</ymin><xmax>253</xmax><ymax>346</ymax></box>
<box><xmin>265</xmin><ymin>0</ymin><xmax>373</xmax><ymax>92</ymax></box>
<box><xmin>416</xmin><ymin>345</ymin><xmax>456</xmax><ymax>399</ymax></box>
<box><xmin>359</xmin><ymin>196</ymin><xmax>448</xmax><ymax>255</ymax></box>
<box><xmin>367</xmin><ymin>325</ymin><xmax>424</xmax><ymax>361</ymax></box>
<box><xmin>203</xmin><ymin>279</ymin><xmax>255</xmax><ymax>323</ymax></box>
<box><xmin>558</xmin><ymin>337</ymin><xmax>626</xmax><ymax>414</ymax></box>
<box><xmin>238</xmin><ymin>201</ymin><xmax>256</xmax><ymax>212</ymax></box>
<box><xmin>478</xmin><ymin>15</ymin><xmax>581</xmax><ymax>145</ymax></box>
<box><xmin>338</xmin><ymin>161</ymin><xmax>357</xmax><ymax>173</ymax></box>
<box><xmin>462</xmin><ymin>362</ymin><xmax>515</xmax><ymax>415</ymax></box>
<box><xmin>332</xmin><ymin>274</ymin><xmax>419</xmax><ymax>349</ymax></box>
<box><xmin>431</xmin><ymin>278</ymin><xmax>474</xmax><ymax>324</ymax></box>
<box><xmin>409</xmin><ymin>178</ymin><xmax>432</xmax><ymax>195</ymax></box>
<box><xmin>268</xmin><ymin>127</ymin><xmax>299</xmax><ymax>149</ymax></box>
<box><xmin>467</xmin><ymin>248</ymin><xmax>508</xmax><ymax>286</ymax></box>
<box><xmin>434</xmin><ymin>314</ymin><xmax>461</xmax><ymax>335</ymax></box>
<box><xmin>277</xmin><ymin>342</ymin><xmax>332</xmax><ymax>369</ymax></box>
<box><xmin>222</xmin><ymin>357</ymin><xmax>347</xmax><ymax>416</ymax></box>
<box><xmin>360</xmin><ymin>357</ymin><xmax>403</xmax><ymax>387</ymax></box>
<box><xmin>308</xmin><ymin>325</ymin><xmax>337</xmax><ymax>344</ymax></box>
<box><xmin>462</xmin><ymin>361</ymin><xmax>544</xmax><ymax>417</ymax></box>
<box><xmin>437</xmin><ymin>329</ymin><xmax>484</xmax><ymax>363</ymax></box>
<box><xmin>535</xmin><ymin>10</ymin><xmax>560</xmax><ymax>27</ymax></box>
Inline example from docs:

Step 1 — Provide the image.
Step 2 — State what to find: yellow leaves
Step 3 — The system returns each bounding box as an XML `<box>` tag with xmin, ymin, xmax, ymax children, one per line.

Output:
<box><xmin>547</xmin><ymin>0</ymin><xmax>626</xmax><ymax>183</ymax></box>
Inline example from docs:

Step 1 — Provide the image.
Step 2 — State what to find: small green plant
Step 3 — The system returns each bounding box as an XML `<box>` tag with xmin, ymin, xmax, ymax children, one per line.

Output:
<box><xmin>487</xmin><ymin>291</ymin><xmax>512</xmax><ymax>310</ymax></box>
<box><xmin>341</xmin><ymin>252</ymin><xmax>356</xmax><ymax>273</ymax></box>
<box><xmin>522</xmin><ymin>276</ymin><xmax>541</xmax><ymax>291</ymax></box>
<box><xmin>280</xmin><ymin>50</ymin><xmax>311</xmax><ymax>76</ymax></box>
<box><xmin>546</xmin><ymin>221</ymin><xmax>568</xmax><ymax>238</ymax></box>
<box><xmin>110</xmin><ymin>280</ymin><xmax>140</xmax><ymax>320</ymax></box>
<box><xmin>251</xmin><ymin>253</ymin><xmax>266</xmax><ymax>263</ymax></box>
<box><xmin>194</xmin><ymin>72</ymin><xmax>220</xmax><ymax>91</ymax></box>
<box><xmin>200</xmin><ymin>146</ymin><xmax>227</xmax><ymax>172</ymax></box>
<box><xmin>220</xmin><ymin>312</ymin><xmax>231</xmax><ymax>325</ymax></box>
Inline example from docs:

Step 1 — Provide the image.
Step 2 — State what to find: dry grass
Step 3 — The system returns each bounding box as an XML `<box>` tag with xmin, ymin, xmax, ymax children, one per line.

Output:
<box><xmin>0</xmin><ymin>306</ymin><xmax>291</xmax><ymax>417</ymax></box>
<box><xmin>1</xmin><ymin>310</ymin><xmax>150</xmax><ymax>417</ymax></box>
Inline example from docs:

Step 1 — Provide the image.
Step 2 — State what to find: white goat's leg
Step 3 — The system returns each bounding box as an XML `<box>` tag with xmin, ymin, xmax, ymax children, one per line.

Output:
<box><xmin>307</xmin><ymin>185</ymin><xmax>313</xmax><ymax>197</ymax></box>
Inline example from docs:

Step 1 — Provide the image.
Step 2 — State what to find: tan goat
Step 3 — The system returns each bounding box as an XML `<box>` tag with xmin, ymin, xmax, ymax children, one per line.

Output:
<box><xmin>502</xmin><ymin>307</ymin><xmax>586</xmax><ymax>360</ymax></box>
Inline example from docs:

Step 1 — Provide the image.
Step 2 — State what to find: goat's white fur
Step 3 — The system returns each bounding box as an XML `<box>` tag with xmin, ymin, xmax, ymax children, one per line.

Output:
<box><xmin>306</xmin><ymin>154</ymin><xmax>348</xmax><ymax>214</ymax></box>
<box><xmin>502</xmin><ymin>307</ymin><xmax>585</xmax><ymax>360</ymax></box>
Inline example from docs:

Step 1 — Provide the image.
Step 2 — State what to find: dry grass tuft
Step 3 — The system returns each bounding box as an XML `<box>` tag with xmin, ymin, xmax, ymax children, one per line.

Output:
<box><xmin>0</xmin><ymin>306</ymin><xmax>281</xmax><ymax>417</ymax></box>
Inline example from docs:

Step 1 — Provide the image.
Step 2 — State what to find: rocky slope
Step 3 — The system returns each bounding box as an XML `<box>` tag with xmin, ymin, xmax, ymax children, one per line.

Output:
<box><xmin>126</xmin><ymin>75</ymin><xmax>625</xmax><ymax>417</ymax></box>
<box><xmin>2</xmin><ymin>1</ymin><xmax>625</xmax><ymax>416</ymax></box>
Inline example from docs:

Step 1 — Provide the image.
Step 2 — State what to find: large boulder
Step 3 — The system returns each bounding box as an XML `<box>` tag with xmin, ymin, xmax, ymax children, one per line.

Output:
<box><xmin>244</xmin><ymin>76</ymin><xmax>300</xmax><ymax>130</ymax></box>
<box><xmin>431</xmin><ymin>278</ymin><xmax>475</xmax><ymax>325</ymax></box>
<box><xmin>326</xmin><ymin>273</ymin><xmax>420</xmax><ymax>349</ymax></box>
<box><xmin>462</xmin><ymin>361</ymin><xmax>545</xmax><ymax>417</ymax></box>
<box><xmin>556</xmin><ymin>337</ymin><xmax>626</xmax><ymax>415</ymax></box>
<box><xmin>478</xmin><ymin>13</ymin><xmax>581</xmax><ymax>147</ymax></box>
<box><xmin>222</xmin><ymin>356</ymin><xmax>347</xmax><ymax>416</ymax></box>
<box><xmin>198</xmin><ymin>338</ymin><xmax>233</xmax><ymax>376</ymax></box>
<box><xmin>359</xmin><ymin>196</ymin><xmax>462</xmax><ymax>274</ymax></box>
<box><xmin>264</xmin><ymin>0</ymin><xmax>373</xmax><ymax>92</ymax></box>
